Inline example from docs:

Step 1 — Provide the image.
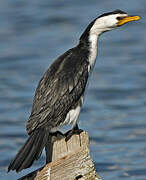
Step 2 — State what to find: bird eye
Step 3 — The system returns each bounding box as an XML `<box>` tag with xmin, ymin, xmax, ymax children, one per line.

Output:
<box><xmin>116</xmin><ymin>17</ymin><xmax>125</xmax><ymax>20</ymax></box>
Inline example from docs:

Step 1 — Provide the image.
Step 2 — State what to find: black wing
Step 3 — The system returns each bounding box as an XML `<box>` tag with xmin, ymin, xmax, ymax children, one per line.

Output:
<box><xmin>26</xmin><ymin>46</ymin><xmax>89</xmax><ymax>134</ymax></box>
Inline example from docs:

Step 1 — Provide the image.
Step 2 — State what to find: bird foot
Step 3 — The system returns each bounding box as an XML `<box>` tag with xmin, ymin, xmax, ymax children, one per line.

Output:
<box><xmin>50</xmin><ymin>131</ymin><xmax>64</xmax><ymax>140</ymax></box>
<box><xmin>65</xmin><ymin>125</ymin><xmax>83</xmax><ymax>142</ymax></box>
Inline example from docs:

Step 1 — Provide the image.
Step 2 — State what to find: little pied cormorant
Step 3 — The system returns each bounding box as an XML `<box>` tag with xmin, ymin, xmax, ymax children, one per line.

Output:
<box><xmin>8</xmin><ymin>10</ymin><xmax>140</xmax><ymax>172</ymax></box>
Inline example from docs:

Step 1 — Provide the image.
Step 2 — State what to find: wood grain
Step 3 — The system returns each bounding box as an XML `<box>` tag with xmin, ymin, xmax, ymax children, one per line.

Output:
<box><xmin>18</xmin><ymin>131</ymin><xmax>102</xmax><ymax>180</ymax></box>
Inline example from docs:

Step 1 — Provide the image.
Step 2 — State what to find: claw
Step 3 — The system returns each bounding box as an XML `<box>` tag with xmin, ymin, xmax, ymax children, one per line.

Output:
<box><xmin>50</xmin><ymin>131</ymin><xmax>64</xmax><ymax>140</ymax></box>
<box><xmin>65</xmin><ymin>124</ymin><xmax>83</xmax><ymax>141</ymax></box>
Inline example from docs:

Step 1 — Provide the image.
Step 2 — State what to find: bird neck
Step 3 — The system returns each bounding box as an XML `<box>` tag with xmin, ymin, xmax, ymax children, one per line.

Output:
<box><xmin>88</xmin><ymin>34</ymin><xmax>99</xmax><ymax>70</ymax></box>
<box><xmin>79</xmin><ymin>33</ymin><xmax>99</xmax><ymax>72</ymax></box>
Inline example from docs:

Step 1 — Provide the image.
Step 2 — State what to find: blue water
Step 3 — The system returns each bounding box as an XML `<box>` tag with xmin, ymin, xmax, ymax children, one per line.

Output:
<box><xmin>0</xmin><ymin>0</ymin><xmax>146</xmax><ymax>179</ymax></box>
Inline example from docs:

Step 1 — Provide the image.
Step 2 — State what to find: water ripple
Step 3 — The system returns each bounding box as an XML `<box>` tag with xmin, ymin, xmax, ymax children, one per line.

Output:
<box><xmin>0</xmin><ymin>0</ymin><xmax>146</xmax><ymax>180</ymax></box>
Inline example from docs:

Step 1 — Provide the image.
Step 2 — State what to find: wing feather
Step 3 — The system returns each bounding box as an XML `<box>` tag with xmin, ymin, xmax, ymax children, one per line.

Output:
<box><xmin>26</xmin><ymin>47</ymin><xmax>89</xmax><ymax>134</ymax></box>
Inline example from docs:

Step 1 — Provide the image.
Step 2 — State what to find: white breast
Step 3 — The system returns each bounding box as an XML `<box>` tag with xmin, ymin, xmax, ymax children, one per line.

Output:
<box><xmin>50</xmin><ymin>96</ymin><xmax>83</xmax><ymax>133</ymax></box>
<box><xmin>64</xmin><ymin>96</ymin><xmax>83</xmax><ymax>127</ymax></box>
<box><xmin>64</xmin><ymin>105</ymin><xmax>81</xmax><ymax>127</ymax></box>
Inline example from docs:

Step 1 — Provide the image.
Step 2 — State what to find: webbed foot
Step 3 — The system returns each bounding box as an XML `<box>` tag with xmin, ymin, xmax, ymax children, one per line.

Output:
<box><xmin>65</xmin><ymin>124</ymin><xmax>83</xmax><ymax>142</ymax></box>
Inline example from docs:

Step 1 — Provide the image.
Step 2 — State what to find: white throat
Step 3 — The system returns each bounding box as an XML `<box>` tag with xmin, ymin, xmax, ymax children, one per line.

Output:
<box><xmin>88</xmin><ymin>34</ymin><xmax>99</xmax><ymax>72</ymax></box>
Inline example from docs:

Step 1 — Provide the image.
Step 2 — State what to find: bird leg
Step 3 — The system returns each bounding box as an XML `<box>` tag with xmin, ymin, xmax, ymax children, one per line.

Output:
<box><xmin>50</xmin><ymin>131</ymin><xmax>64</xmax><ymax>141</ymax></box>
<box><xmin>65</xmin><ymin>124</ymin><xmax>83</xmax><ymax>142</ymax></box>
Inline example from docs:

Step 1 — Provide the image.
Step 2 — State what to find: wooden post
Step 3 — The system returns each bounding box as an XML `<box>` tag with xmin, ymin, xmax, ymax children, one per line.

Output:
<box><xmin>18</xmin><ymin>131</ymin><xmax>102</xmax><ymax>180</ymax></box>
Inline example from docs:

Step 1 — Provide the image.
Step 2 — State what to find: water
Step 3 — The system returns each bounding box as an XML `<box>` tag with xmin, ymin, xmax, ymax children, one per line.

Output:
<box><xmin>0</xmin><ymin>0</ymin><xmax>146</xmax><ymax>179</ymax></box>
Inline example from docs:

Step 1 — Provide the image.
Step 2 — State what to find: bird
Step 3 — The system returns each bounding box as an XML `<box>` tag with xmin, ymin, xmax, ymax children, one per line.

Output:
<box><xmin>8</xmin><ymin>9</ymin><xmax>140</xmax><ymax>172</ymax></box>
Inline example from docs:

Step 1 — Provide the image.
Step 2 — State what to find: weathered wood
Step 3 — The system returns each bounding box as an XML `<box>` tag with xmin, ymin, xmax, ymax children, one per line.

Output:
<box><xmin>18</xmin><ymin>131</ymin><xmax>102</xmax><ymax>180</ymax></box>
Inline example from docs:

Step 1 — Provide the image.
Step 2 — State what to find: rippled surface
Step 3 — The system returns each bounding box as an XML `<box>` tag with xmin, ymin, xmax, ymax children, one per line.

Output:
<box><xmin>0</xmin><ymin>0</ymin><xmax>146</xmax><ymax>179</ymax></box>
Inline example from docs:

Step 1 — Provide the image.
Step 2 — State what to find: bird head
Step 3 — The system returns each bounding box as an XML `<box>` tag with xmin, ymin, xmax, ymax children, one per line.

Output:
<box><xmin>90</xmin><ymin>9</ymin><xmax>140</xmax><ymax>35</ymax></box>
<box><xmin>80</xmin><ymin>10</ymin><xmax>140</xmax><ymax>42</ymax></box>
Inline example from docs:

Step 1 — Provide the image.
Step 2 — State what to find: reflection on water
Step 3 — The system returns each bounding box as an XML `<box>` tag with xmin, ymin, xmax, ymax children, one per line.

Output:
<box><xmin>0</xmin><ymin>0</ymin><xmax>146</xmax><ymax>179</ymax></box>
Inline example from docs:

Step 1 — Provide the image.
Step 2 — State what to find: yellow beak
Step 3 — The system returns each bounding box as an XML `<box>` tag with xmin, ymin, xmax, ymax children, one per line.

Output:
<box><xmin>117</xmin><ymin>15</ymin><xmax>140</xmax><ymax>26</ymax></box>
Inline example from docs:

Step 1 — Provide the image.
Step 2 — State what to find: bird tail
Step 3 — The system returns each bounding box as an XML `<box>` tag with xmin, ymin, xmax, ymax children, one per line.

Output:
<box><xmin>8</xmin><ymin>128</ymin><xmax>48</xmax><ymax>172</ymax></box>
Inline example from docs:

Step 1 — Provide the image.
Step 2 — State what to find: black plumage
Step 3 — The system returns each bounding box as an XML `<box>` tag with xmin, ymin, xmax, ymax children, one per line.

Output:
<box><xmin>8</xmin><ymin>9</ymin><xmax>138</xmax><ymax>172</ymax></box>
<box><xmin>97</xmin><ymin>9</ymin><xmax>127</xmax><ymax>18</ymax></box>
<box><xmin>8</xmin><ymin>42</ymin><xmax>90</xmax><ymax>172</ymax></box>
<box><xmin>8</xmin><ymin>128</ymin><xmax>48</xmax><ymax>172</ymax></box>
<box><xmin>27</xmin><ymin>45</ymin><xmax>89</xmax><ymax>134</ymax></box>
